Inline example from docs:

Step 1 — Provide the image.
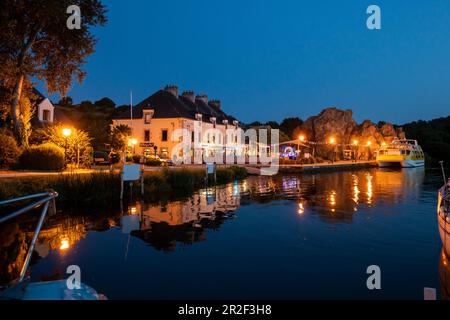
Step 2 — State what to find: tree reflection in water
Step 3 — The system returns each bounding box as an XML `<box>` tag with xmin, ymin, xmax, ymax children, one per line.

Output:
<box><xmin>0</xmin><ymin>168</ymin><xmax>426</xmax><ymax>288</ymax></box>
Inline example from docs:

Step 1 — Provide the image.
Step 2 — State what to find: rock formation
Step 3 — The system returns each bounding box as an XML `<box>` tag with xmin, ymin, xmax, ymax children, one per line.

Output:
<box><xmin>294</xmin><ymin>107</ymin><xmax>404</xmax><ymax>160</ymax></box>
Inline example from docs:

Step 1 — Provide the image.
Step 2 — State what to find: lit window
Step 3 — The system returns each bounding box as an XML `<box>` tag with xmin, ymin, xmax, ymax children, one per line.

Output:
<box><xmin>144</xmin><ymin>113</ymin><xmax>152</xmax><ymax>124</ymax></box>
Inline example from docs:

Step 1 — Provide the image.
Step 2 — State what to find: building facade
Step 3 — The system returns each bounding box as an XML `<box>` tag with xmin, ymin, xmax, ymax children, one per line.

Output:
<box><xmin>31</xmin><ymin>88</ymin><xmax>55</xmax><ymax>124</ymax></box>
<box><xmin>112</xmin><ymin>85</ymin><xmax>240</xmax><ymax>162</ymax></box>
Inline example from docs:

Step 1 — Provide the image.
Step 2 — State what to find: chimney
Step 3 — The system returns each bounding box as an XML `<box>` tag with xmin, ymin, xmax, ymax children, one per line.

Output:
<box><xmin>182</xmin><ymin>90</ymin><xmax>195</xmax><ymax>103</ymax></box>
<box><xmin>209</xmin><ymin>99</ymin><xmax>221</xmax><ymax>109</ymax></box>
<box><xmin>164</xmin><ymin>84</ymin><xmax>179</xmax><ymax>97</ymax></box>
<box><xmin>196</xmin><ymin>94</ymin><xmax>208</xmax><ymax>104</ymax></box>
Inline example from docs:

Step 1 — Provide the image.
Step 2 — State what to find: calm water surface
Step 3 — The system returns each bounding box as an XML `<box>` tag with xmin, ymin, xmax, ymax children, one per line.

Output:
<box><xmin>1</xmin><ymin>168</ymin><xmax>446</xmax><ymax>299</ymax></box>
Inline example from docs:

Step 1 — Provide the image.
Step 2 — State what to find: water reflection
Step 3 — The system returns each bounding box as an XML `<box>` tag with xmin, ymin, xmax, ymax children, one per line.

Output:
<box><xmin>0</xmin><ymin>168</ymin><xmax>428</xmax><ymax>289</ymax></box>
<box><xmin>125</xmin><ymin>183</ymin><xmax>246</xmax><ymax>251</ymax></box>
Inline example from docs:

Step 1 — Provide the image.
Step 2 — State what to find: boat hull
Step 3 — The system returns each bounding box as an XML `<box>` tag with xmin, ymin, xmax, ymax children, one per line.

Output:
<box><xmin>0</xmin><ymin>280</ymin><xmax>106</xmax><ymax>300</ymax></box>
<box><xmin>378</xmin><ymin>159</ymin><xmax>424</xmax><ymax>168</ymax></box>
<box><xmin>438</xmin><ymin>186</ymin><xmax>450</xmax><ymax>258</ymax></box>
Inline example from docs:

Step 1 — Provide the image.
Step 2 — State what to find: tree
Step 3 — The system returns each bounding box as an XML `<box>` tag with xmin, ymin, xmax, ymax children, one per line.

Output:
<box><xmin>266</xmin><ymin>121</ymin><xmax>280</xmax><ymax>130</ymax></box>
<box><xmin>78</xmin><ymin>100</ymin><xmax>95</xmax><ymax>112</ymax></box>
<box><xmin>58</xmin><ymin>96</ymin><xmax>73</xmax><ymax>107</ymax></box>
<box><xmin>94</xmin><ymin>97</ymin><xmax>115</xmax><ymax>109</ymax></box>
<box><xmin>38</xmin><ymin>124</ymin><xmax>93</xmax><ymax>168</ymax></box>
<box><xmin>111</xmin><ymin>124</ymin><xmax>131</xmax><ymax>152</ymax></box>
<box><xmin>280</xmin><ymin>117</ymin><xmax>303</xmax><ymax>139</ymax></box>
<box><xmin>0</xmin><ymin>0</ymin><xmax>107</xmax><ymax>143</ymax></box>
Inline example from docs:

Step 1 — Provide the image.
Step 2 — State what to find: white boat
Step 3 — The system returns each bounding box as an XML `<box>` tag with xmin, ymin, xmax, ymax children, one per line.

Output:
<box><xmin>376</xmin><ymin>139</ymin><xmax>425</xmax><ymax>168</ymax></box>
<box><xmin>438</xmin><ymin>162</ymin><xmax>450</xmax><ymax>257</ymax></box>
<box><xmin>0</xmin><ymin>192</ymin><xmax>106</xmax><ymax>300</ymax></box>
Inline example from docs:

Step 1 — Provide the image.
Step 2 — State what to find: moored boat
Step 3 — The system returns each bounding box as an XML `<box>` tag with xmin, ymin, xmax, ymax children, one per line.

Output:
<box><xmin>0</xmin><ymin>192</ymin><xmax>106</xmax><ymax>300</ymax></box>
<box><xmin>438</xmin><ymin>162</ymin><xmax>450</xmax><ymax>257</ymax></box>
<box><xmin>376</xmin><ymin>139</ymin><xmax>425</xmax><ymax>168</ymax></box>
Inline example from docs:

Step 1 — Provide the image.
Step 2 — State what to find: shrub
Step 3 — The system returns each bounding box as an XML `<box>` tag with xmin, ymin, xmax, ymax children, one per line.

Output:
<box><xmin>0</xmin><ymin>132</ymin><xmax>21</xmax><ymax>168</ymax></box>
<box><xmin>19</xmin><ymin>143</ymin><xmax>65</xmax><ymax>171</ymax></box>
<box><xmin>132</xmin><ymin>154</ymin><xmax>142</xmax><ymax>164</ymax></box>
<box><xmin>145</xmin><ymin>158</ymin><xmax>161</xmax><ymax>166</ymax></box>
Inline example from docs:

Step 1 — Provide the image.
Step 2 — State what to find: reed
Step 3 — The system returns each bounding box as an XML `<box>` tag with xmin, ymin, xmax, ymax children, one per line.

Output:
<box><xmin>0</xmin><ymin>166</ymin><xmax>248</xmax><ymax>209</ymax></box>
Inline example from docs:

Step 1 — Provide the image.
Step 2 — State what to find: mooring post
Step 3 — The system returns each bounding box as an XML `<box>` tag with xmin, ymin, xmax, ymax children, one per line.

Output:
<box><xmin>120</xmin><ymin>172</ymin><xmax>124</xmax><ymax>200</ymax></box>
<box><xmin>140</xmin><ymin>156</ymin><xmax>145</xmax><ymax>196</ymax></box>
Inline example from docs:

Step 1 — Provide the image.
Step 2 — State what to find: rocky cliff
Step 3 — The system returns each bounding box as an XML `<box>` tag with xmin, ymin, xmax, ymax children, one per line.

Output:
<box><xmin>293</xmin><ymin>107</ymin><xmax>404</xmax><ymax>160</ymax></box>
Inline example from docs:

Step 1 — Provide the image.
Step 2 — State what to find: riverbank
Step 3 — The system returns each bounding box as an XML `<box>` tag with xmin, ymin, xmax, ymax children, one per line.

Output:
<box><xmin>244</xmin><ymin>160</ymin><xmax>378</xmax><ymax>175</ymax></box>
<box><xmin>0</xmin><ymin>166</ymin><xmax>247</xmax><ymax>209</ymax></box>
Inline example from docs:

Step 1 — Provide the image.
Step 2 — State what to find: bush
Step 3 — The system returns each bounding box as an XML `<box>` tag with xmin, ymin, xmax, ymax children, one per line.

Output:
<box><xmin>19</xmin><ymin>143</ymin><xmax>65</xmax><ymax>171</ymax></box>
<box><xmin>145</xmin><ymin>158</ymin><xmax>161</xmax><ymax>166</ymax></box>
<box><xmin>0</xmin><ymin>132</ymin><xmax>21</xmax><ymax>168</ymax></box>
<box><xmin>132</xmin><ymin>154</ymin><xmax>142</xmax><ymax>164</ymax></box>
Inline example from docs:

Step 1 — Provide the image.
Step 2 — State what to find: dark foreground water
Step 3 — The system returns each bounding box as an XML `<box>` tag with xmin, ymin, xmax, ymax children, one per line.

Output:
<box><xmin>0</xmin><ymin>168</ymin><xmax>446</xmax><ymax>299</ymax></box>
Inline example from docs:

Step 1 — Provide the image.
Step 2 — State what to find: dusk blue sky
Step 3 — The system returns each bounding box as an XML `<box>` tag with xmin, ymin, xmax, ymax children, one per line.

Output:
<box><xmin>42</xmin><ymin>0</ymin><xmax>450</xmax><ymax>124</ymax></box>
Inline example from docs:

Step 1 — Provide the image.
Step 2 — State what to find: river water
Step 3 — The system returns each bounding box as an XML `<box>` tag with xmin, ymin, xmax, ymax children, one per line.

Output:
<box><xmin>0</xmin><ymin>168</ymin><xmax>446</xmax><ymax>299</ymax></box>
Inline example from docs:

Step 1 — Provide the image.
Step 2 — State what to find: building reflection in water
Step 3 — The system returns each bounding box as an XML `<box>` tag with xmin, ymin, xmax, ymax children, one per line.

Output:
<box><xmin>125</xmin><ymin>181</ymin><xmax>247</xmax><ymax>251</ymax></box>
<box><xmin>0</xmin><ymin>168</ymin><xmax>427</xmax><ymax>286</ymax></box>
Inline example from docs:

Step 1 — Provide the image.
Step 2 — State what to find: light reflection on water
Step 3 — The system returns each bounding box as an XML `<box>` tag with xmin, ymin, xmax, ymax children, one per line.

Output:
<box><xmin>0</xmin><ymin>167</ymin><xmax>445</xmax><ymax>299</ymax></box>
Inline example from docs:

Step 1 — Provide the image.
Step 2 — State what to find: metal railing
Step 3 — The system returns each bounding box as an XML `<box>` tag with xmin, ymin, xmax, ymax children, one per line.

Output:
<box><xmin>0</xmin><ymin>190</ymin><xmax>58</xmax><ymax>284</ymax></box>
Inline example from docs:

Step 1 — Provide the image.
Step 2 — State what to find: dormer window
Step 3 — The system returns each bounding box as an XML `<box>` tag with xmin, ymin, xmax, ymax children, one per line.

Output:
<box><xmin>195</xmin><ymin>113</ymin><xmax>202</xmax><ymax>121</ymax></box>
<box><xmin>210</xmin><ymin>117</ymin><xmax>216</xmax><ymax>124</ymax></box>
<box><xmin>233</xmin><ymin>120</ymin><xmax>239</xmax><ymax>127</ymax></box>
<box><xmin>223</xmin><ymin>119</ymin><xmax>229</xmax><ymax>125</ymax></box>
<box><xmin>144</xmin><ymin>111</ymin><xmax>154</xmax><ymax>124</ymax></box>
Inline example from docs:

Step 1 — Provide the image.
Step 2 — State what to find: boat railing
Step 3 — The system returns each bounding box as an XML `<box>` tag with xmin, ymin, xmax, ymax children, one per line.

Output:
<box><xmin>0</xmin><ymin>190</ymin><xmax>58</xmax><ymax>285</ymax></box>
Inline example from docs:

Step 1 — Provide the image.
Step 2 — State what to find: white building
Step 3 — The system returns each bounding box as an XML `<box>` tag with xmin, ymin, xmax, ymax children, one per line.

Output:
<box><xmin>32</xmin><ymin>88</ymin><xmax>55</xmax><ymax>124</ymax></box>
<box><xmin>112</xmin><ymin>85</ymin><xmax>240</xmax><ymax>162</ymax></box>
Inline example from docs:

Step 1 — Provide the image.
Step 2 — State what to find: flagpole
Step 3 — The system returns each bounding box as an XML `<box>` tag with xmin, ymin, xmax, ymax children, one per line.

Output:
<box><xmin>130</xmin><ymin>91</ymin><xmax>133</xmax><ymax>137</ymax></box>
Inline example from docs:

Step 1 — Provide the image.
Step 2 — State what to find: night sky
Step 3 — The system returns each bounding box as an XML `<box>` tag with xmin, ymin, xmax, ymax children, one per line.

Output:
<box><xmin>42</xmin><ymin>0</ymin><xmax>450</xmax><ymax>124</ymax></box>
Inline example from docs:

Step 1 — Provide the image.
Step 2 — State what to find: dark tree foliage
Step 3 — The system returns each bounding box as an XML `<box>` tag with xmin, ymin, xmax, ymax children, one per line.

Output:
<box><xmin>94</xmin><ymin>97</ymin><xmax>116</xmax><ymax>109</ymax></box>
<box><xmin>58</xmin><ymin>96</ymin><xmax>73</xmax><ymax>107</ymax></box>
<box><xmin>280</xmin><ymin>117</ymin><xmax>303</xmax><ymax>139</ymax></box>
<box><xmin>402</xmin><ymin>116</ymin><xmax>450</xmax><ymax>165</ymax></box>
<box><xmin>0</xmin><ymin>0</ymin><xmax>107</xmax><ymax>142</ymax></box>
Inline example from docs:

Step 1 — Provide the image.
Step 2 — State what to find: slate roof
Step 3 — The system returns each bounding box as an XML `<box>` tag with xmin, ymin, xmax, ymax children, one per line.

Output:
<box><xmin>113</xmin><ymin>90</ymin><xmax>237</xmax><ymax>124</ymax></box>
<box><xmin>31</xmin><ymin>88</ymin><xmax>47</xmax><ymax>105</ymax></box>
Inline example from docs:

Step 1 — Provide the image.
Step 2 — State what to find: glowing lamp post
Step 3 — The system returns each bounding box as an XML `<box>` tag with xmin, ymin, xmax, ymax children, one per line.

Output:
<box><xmin>366</xmin><ymin>141</ymin><xmax>372</xmax><ymax>160</ymax></box>
<box><xmin>297</xmin><ymin>135</ymin><xmax>306</xmax><ymax>160</ymax></box>
<box><xmin>329</xmin><ymin>137</ymin><xmax>336</xmax><ymax>164</ymax></box>
<box><xmin>352</xmin><ymin>140</ymin><xmax>359</xmax><ymax>163</ymax></box>
<box><xmin>129</xmin><ymin>138</ymin><xmax>138</xmax><ymax>154</ymax></box>
<box><xmin>62</xmin><ymin>128</ymin><xmax>72</xmax><ymax>166</ymax></box>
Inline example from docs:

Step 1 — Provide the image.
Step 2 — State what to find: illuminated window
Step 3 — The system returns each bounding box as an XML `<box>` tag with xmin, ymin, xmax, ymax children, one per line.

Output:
<box><xmin>144</xmin><ymin>112</ymin><xmax>152</xmax><ymax>124</ymax></box>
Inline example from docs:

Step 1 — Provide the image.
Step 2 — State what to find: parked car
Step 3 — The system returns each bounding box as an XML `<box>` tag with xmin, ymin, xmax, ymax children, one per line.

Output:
<box><xmin>93</xmin><ymin>150</ymin><xmax>110</xmax><ymax>165</ymax></box>
<box><xmin>145</xmin><ymin>154</ymin><xmax>174</xmax><ymax>166</ymax></box>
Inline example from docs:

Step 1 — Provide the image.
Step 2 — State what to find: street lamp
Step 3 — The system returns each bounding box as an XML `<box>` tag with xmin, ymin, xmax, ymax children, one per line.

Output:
<box><xmin>62</xmin><ymin>128</ymin><xmax>72</xmax><ymax>137</ymax></box>
<box><xmin>366</xmin><ymin>141</ymin><xmax>372</xmax><ymax>160</ymax></box>
<box><xmin>297</xmin><ymin>135</ymin><xmax>305</xmax><ymax>160</ymax></box>
<box><xmin>329</xmin><ymin>137</ymin><xmax>336</xmax><ymax>164</ymax></box>
<box><xmin>352</xmin><ymin>140</ymin><xmax>359</xmax><ymax>163</ymax></box>
<box><xmin>129</xmin><ymin>138</ymin><xmax>138</xmax><ymax>154</ymax></box>
<box><xmin>62</xmin><ymin>128</ymin><xmax>72</xmax><ymax>167</ymax></box>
